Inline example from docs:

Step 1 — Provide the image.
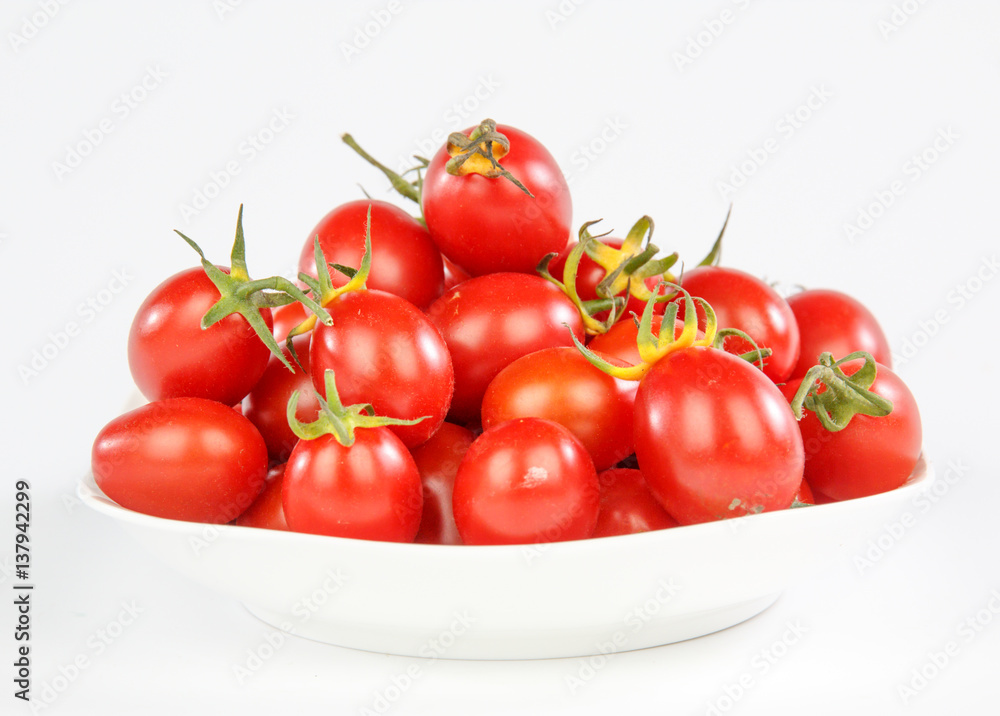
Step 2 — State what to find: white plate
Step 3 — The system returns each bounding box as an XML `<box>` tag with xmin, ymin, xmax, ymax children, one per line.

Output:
<box><xmin>79</xmin><ymin>456</ymin><xmax>933</xmax><ymax>660</ymax></box>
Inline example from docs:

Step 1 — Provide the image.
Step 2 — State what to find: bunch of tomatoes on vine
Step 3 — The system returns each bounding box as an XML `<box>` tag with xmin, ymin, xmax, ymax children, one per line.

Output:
<box><xmin>92</xmin><ymin>118</ymin><xmax>922</xmax><ymax>546</ymax></box>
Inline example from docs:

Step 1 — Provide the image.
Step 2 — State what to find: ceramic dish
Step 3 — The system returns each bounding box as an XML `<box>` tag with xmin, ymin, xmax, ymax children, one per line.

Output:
<box><xmin>79</xmin><ymin>455</ymin><xmax>933</xmax><ymax>659</ymax></box>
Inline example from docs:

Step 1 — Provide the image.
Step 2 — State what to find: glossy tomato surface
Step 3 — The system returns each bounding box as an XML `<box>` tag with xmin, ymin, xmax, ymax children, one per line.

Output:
<box><xmin>452</xmin><ymin>418</ymin><xmax>599</xmax><ymax>545</ymax></box>
<box><xmin>411</xmin><ymin>423</ymin><xmax>475</xmax><ymax>545</ymax></box>
<box><xmin>283</xmin><ymin>429</ymin><xmax>423</xmax><ymax>542</ymax></box>
<box><xmin>233</xmin><ymin>464</ymin><xmax>289</xmax><ymax>531</ymax></box>
<box><xmin>634</xmin><ymin>347</ymin><xmax>804</xmax><ymax>525</ymax></box>
<box><xmin>128</xmin><ymin>267</ymin><xmax>272</xmax><ymax>406</ymax></box>
<box><xmin>310</xmin><ymin>289</ymin><xmax>454</xmax><ymax>448</ymax></box>
<box><xmin>593</xmin><ymin>468</ymin><xmax>679</xmax><ymax>538</ymax></box>
<box><xmin>92</xmin><ymin>398</ymin><xmax>268</xmax><ymax>523</ymax></box>
<box><xmin>426</xmin><ymin>273</ymin><xmax>584</xmax><ymax>425</ymax></box>
<box><xmin>481</xmin><ymin>347</ymin><xmax>636</xmax><ymax>471</ymax></box>
<box><xmin>680</xmin><ymin>266</ymin><xmax>800</xmax><ymax>383</ymax></box>
<box><xmin>422</xmin><ymin>124</ymin><xmax>571</xmax><ymax>276</ymax></box>
<box><xmin>298</xmin><ymin>199</ymin><xmax>444</xmax><ymax>309</ymax></box>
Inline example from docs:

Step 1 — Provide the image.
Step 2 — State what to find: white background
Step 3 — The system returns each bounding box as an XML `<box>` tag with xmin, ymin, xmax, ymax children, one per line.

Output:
<box><xmin>2</xmin><ymin>1</ymin><xmax>999</xmax><ymax>714</ymax></box>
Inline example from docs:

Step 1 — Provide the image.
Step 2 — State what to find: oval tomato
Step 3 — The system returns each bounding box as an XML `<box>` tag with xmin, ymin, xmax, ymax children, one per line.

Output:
<box><xmin>298</xmin><ymin>199</ymin><xmax>444</xmax><ymax>309</ymax></box>
<box><xmin>310</xmin><ymin>289</ymin><xmax>454</xmax><ymax>448</ymax></box>
<box><xmin>233</xmin><ymin>464</ymin><xmax>289</xmax><ymax>531</ymax></box>
<box><xmin>787</xmin><ymin>289</ymin><xmax>892</xmax><ymax>379</ymax></box>
<box><xmin>426</xmin><ymin>273</ymin><xmax>585</xmax><ymax>425</ymax></box>
<box><xmin>680</xmin><ymin>266</ymin><xmax>800</xmax><ymax>383</ymax></box>
<box><xmin>635</xmin><ymin>347</ymin><xmax>804</xmax><ymax>524</ymax></box>
<box><xmin>283</xmin><ymin>429</ymin><xmax>422</xmax><ymax>542</ymax></box>
<box><xmin>411</xmin><ymin>423</ymin><xmax>475</xmax><ymax>545</ymax></box>
<box><xmin>593</xmin><ymin>468</ymin><xmax>679</xmax><ymax>538</ymax></box>
<box><xmin>92</xmin><ymin>398</ymin><xmax>268</xmax><ymax>523</ymax></box>
<box><xmin>481</xmin><ymin>347</ymin><xmax>635</xmax><ymax>471</ymax></box>
<box><xmin>128</xmin><ymin>267</ymin><xmax>272</xmax><ymax>406</ymax></box>
<box><xmin>422</xmin><ymin>123</ymin><xmax>571</xmax><ymax>276</ymax></box>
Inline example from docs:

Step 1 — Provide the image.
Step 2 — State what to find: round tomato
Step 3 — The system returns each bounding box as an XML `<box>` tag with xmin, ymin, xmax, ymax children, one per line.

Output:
<box><xmin>92</xmin><ymin>398</ymin><xmax>268</xmax><ymax>523</ymax></box>
<box><xmin>411</xmin><ymin>423</ymin><xmax>475</xmax><ymax>545</ymax></box>
<box><xmin>426</xmin><ymin>272</ymin><xmax>585</xmax><ymax>425</ymax></box>
<box><xmin>481</xmin><ymin>347</ymin><xmax>635</xmax><ymax>471</ymax></box>
<box><xmin>422</xmin><ymin>122</ymin><xmax>571</xmax><ymax>276</ymax></box>
<box><xmin>283</xmin><ymin>428</ymin><xmax>422</xmax><ymax>541</ymax></box>
<box><xmin>442</xmin><ymin>256</ymin><xmax>472</xmax><ymax>291</ymax></box>
<box><xmin>593</xmin><ymin>468</ymin><xmax>679</xmax><ymax>538</ymax></box>
<box><xmin>271</xmin><ymin>301</ymin><xmax>308</xmax><ymax>342</ymax></box>
<box><xmin>680</xmin><ymin>266</ymin><xmax>800</xmax><ymax>383</ymax></box>
<box><xmin>787</xmin><ymin>289</ymin><xmax>892</xmax><ymax>379</ymax></box>
<box><xmin>242</xmin><ymin>335</ymin><xmax>320</xmax><ymax>462</ymax></box>
<box><xmin>634</xmin><ymin>347</ymin><xmax>804</xmax><ymax>524</ymax></box>
<box><xmin>128</xmin><ymin>267</ymin><xmax>272</xmax><ymax>406</ymax></box>
<box><xmin>452</xmin><ymin>418</ymin><xmax>599</xmax><ymax>545</ymax></box>
<box><xmin>310</xmin><ymin>289</ymin><xmax>454</xmax><ymax>448</ymax></box>
<box><xmin>298</xmin><ymin>199</ymin><xmax>444</xmax><ymax>310</ymax></box>
<box><xmin>233</xmin><ymin>464</ymin><xmax>289</xmax><ymax>531</ymax></box>
<box><xmin>587</xmin><ymin>315</ymin><xmax>700</xmax><ymax>367</ymax></box>
<box><xmin>780</xmin><ymin>362</ymin><xmax>920</xmax><ymax>500</ymax></box>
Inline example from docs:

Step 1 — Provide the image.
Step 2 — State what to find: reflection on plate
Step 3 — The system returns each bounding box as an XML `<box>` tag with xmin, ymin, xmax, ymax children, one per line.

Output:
<box><xmin>79</xmin><ymin>455</ymin><xmax>933</xmax><ymax>660</ymax></box>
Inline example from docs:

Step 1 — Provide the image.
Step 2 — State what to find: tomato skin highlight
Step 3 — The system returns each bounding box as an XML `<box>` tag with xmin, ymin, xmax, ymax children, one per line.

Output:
<box><xmin>128</xmin><ymin>267</ymin><xmax>272</xmax><ymax>406</ymax></box>
<box><xmin>422</xmin><ymin>124</ymin><xmax>571</xmax><ymax>277</ymax></box>
<box><xmin>593</xmin><ymin>468</ymin><xmax>679</xmax><ymax>538</ymax></box>
<box><xmin>481</xmin><ymin>347</ymin><xmax>636</xmax><ymax>471</ymax></box>
<box><xmin>411</xmin><ymin>423</ymin><xmax>475</xmax><ymax>545</ymax></box>
<box><xmin>787</xmin><ymin>289</ymin><xmax>892</xmax><ymax>379</ymax></box>
<box><xmin>309</xmin><ymin>289</ymin><xmax>454</xmax><ymax>448</ymax></box>
<box><xmin>426</xmin><ymin>273</ymin><xmax>585</xmax><ymax>425</ymax></box>
<box><xmin>634</xmin><ymin>347</ymin><xmax>804</xmax><ymax>525</ymax></box>
<box><xmin>680</xmin><ymin>266</ymin><xmax>800</xmax><ymax>384</ymax></box>
<box><xmin>781</xmin><ymin>363</ymin><xmax>921</xmax><ymax>501</ymax></box>
<box><xmin>242</xmin><ymin>335</ymin><xmax>320</xmax><ymax>463</ymax></box>
<box><xmin>92</xmin><ymin>397</ymin><xmax>268</xmax><ymax>524</ymax></box>
<box><xmin>233</xmin><ymin>464</ymin><xmax>289</xmax><ymax>531</ymax></box>
<box><xmin>452</xmin><ymin>418</ymin><xmax>600</xmax><ymax>545</ymax></box>
<box><xmin>298</xmin><ymin>199</ymin><xmax>444</xmax><ymax>310</ymax></box>
<box><xmin>283</xmin><ymin>429</ymin><xmax>423</xmax><ymax>542</ymax></box>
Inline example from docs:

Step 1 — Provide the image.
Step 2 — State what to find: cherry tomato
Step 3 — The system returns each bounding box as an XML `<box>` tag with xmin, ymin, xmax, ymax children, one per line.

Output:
<box><xmin>310</xmin><ymin>289</ymin><xmax>454</xmax><ymax>448</ymax></box>
<box><xmin>634</xmin><ymin>347</ymin><xmax>804</xmax><ymax>525</ymax></box>
<box><xmin>780</xmin><ymin>363</ymin><xmax>921</xmax><ymax>501</ymax></box>
<box><xmin>242</xmin><ymin>335</ymin><xmax>320</xmax><ymax>462</ymax></box>
<box><xmin>233</xmin><ymin>464</ymin><xmax>289</xmax><ymax>531</ymax></box>
<box><xmin>128</xmin><ymin>267</ymin><xmax>272</xmax><ymax>406</ymax></box>
<box><xmin>787</xmin><ymin>289</ymin><xmax>892</xmax><ymax>379</ymax></box>
<box><xmin>426</xmin><ymin>273</ymin><xmax>585</xmax><ymax>425</ymax></box>
<box><xmin>283</xmin><ymin>429</ymin><xmax>423</xmax><ymax>541</ymax></box>
<box><xmin>452</xmin><ymin>418</ymin><xmax>599</xmax><ymax>545</ymax></box>
<box><xmin>271</xmin><ymin>301</ymin><xmax>307</xmax><ymax>342</ymax></box>
<box><xmin>481</xmin><ymin>347</ymin><xmax>635</xmax><ymax>471</ymax></box>
<box><xmin>794</xmin><ymin>478</ymin><xmax>816</xmax><ymax>506</ymax></box>
<box><xmin>92</xmin><ymin>398</ymin><xmax>268</xmax><ymax>523</ymax></box>
<box><xmin>442</xmin><ymin>256</ymin><xmax>472</xmax><ymax>291</ymax></box>
<box><xmin>411</xmin><ymin>423</ymin><xmax>475</xmax><ymax>545</ymax></box>
<box><xmin>593</xmin><ymin>468</ymin><xmax>679</xmax><ymax>537</ymax></box>
<box><xmin>587</xmin><ymin>316</ymin><xmax>700</xmax><ymax>367</ymax></box>
<box><xmin>298</xmin><ymin>199</ymin><xmax>444</xmax><ymax>310</ymax></box>
<box><xmin>680</xmin><ymin>266</ymin><xmax>800</xmax><ymax>383</ymax></box>
<box><xmin>422</xmin><ymin>123</ymin><xmax>571</xmax><ymax>276</ymax></box>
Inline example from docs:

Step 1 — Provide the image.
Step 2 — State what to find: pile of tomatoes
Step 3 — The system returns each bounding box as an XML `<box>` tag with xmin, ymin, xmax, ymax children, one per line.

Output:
<box><xmin>91</xmin><ymin>119</ymin><xmax>923</xmax><ymax>546</ymax></box>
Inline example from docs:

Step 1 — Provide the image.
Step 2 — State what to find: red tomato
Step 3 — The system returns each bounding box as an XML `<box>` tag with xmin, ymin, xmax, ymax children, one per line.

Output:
<box><xmin>92</xmin><ymin>398</ymin><xmax>268</xmax><ymax>523</ymax></box>
<box><xmin>242</xmin><ymin>335</ymin><xmax>320</xmax><ymax>462</ymax></box>
<box><xmin>787</xmin><ymin>289</ymin><xmax>892</xmax><ymax>379</ymax></box>
<box><xmin>593</xmin><ymin>468</ymin><xmax>679</xmax><ymax>537</ymax></box>
<box><xmin>426</xmin><ymin>273</ymin><xmax>585</xmax><ymax>425</ymax></box>
<box><xmin>680</xmin><ymin>266</ymin><xmax>800</xmax><ymax>383</ymax></box>
<box><xmin>634</xmin><ymin>347</ymin><xmax>804</xmax><ymax>525</ymax></box>
<box><xmin>310</xmin><ymin>289</ymin><xmax>454</xmax><ymax>448</ymax></box>
<box><xmin>422</xmin><ymin>123</ymin><xmax>571</xmax><ymax>276</ymax></box>
<box><xmin>587</xmin><ymin>316</ymin><xmax>701</xmax><ymax>367</ymax></box>
<box><xmin>272</xmin><ymin>301</ymin><xmax>308</xmax><ymax>342</ymax></box>
<box><xmin>411</xmin><ymin>423</ymin><xmax>475</xmax><ymax>545</ymax></box>
<box><xmin>298</xmin><ymin>199</ymin><xmax>444</xmax><ymax>310</ymax></box>
<box><xmin>452</xmin><ymin>418</ymin><xmax>600</xmax><ymax>545</ymax></box>
<box><xmin>794</xmin><ymin>478</ymin><xmax>816</xmax><ymax>506</ymax></box>
<box><xmin>128</xmin><ymin>267</ymin><xmax>272</xmax><ymax>406</ymax></box>
<box><xmin>481</xmin><ymin>347</ymin><xmax>635</xmax><ymax>471</ymax></box>
<box><xmin>442</xmin><ymin>256</ymin><xmax>472</xmax><ymax>291</ymax></box>
<box><xmin>233</xmin><ymin>464</ymin><xmax>289</xmax><ymax>531</ymax></box>
<box><xmin>780</xmin><ymin>363</ymin><xmax>921</xmax><ymax>500</ymax></box>
<box><xmin>283</xmin><ymin>428</ymin><xmax>423</xmax><ymax>541</ymax></box>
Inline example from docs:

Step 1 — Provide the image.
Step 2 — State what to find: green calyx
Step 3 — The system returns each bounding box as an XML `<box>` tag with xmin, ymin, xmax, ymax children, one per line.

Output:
<box><xmin>712</xmin><ymin>327</ymin><xmax>772</xmax><ymax>371</ymax></box>
<box><xmin>444</xmin><ymin>119</ymin><xmax>534</xmax><ymax>197</ymax></box>
<box><xmin>175</xmin><ymin>205</ymin><xmax>332</xmax><ymax>373</ymax></box>
<box><xmin>790</xmin><ymin>351</ymin><xmax>894</xmax><ymax>432</ymax></box>
<box><xmin>287</xmin><ymin>369</ymin><xmax>427</xmax><ymax>447</ymax></box>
